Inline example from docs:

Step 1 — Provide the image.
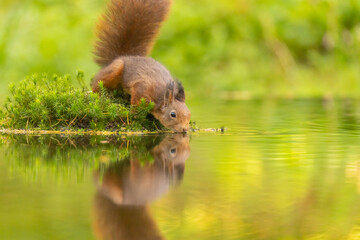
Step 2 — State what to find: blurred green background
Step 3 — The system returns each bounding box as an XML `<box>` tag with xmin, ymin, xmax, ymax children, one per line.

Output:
<box><xmin>1</xmin><ymin>0</ymin><xmax>360</xmax><ymax>99</ymax></box>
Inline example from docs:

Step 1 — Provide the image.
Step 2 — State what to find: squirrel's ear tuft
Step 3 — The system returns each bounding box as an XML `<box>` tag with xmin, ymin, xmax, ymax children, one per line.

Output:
<box><xmin>163</xmin><ymin>82</ymin><xmax>175</xmax><ymax>107</ymax></box>
<box><xmin>92</xmin><ymin>58</ymin><xmax>124</xmax><ymax>92</ymax></box>
<box><xmin>175</xmin><ymin>80</ymin><xmax>185</xmax><ymax>102</ymax></box>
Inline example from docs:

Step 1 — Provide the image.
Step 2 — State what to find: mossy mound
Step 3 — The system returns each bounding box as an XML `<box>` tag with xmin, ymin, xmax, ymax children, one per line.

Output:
<box><xmin>0</xmin><ymin>72</ymin><xmax>165</xmax><ymax>131</ymax></box>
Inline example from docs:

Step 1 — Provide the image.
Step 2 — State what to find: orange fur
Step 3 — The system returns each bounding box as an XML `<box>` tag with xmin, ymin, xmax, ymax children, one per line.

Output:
<box><xmin>92</xmin><ymin>58</ymin><xmax>124</xmax><ymax>92</ymax></box>
<box><xmin>92</xmin><ymin>0</ymin><xmax>191</xmax><ymax>132</ymax></box>
<box><xmin>94</xmin><ymin>0</ymin><xmax>172</xmax><ymax>66</ymax></box>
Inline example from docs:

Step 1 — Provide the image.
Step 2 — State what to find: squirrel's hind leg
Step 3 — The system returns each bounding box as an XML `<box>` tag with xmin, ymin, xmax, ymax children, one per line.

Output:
<box><xmin>92</xmin><ymin>58</ymin><xmax>124</xmax><ymax>92</ymax></box>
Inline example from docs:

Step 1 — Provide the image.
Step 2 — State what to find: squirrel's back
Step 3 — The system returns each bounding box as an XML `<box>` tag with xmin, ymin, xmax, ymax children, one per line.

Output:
<box><xmin>94</xmin><ymin>0</ymin><xmax>172</xmax><ymax>67</ymax></box>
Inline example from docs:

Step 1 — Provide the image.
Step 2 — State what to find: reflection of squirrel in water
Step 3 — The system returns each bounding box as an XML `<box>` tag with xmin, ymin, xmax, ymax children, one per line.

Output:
<box><xmin>91</xmin><ymin>0</ymin><xmax>191</xmax><ymax>132</ymax></box>
<box><xmin>93</xmin><ymin>135</ymin><xmax>190</xmax><ymax>240</ymax></box>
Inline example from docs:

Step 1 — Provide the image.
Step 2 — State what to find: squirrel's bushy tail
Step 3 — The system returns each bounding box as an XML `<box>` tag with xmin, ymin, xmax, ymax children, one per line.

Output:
<box><xmin>94</xmin><ymin>0</ymin><xmax>172</xmax><ymax>67</ymax></box>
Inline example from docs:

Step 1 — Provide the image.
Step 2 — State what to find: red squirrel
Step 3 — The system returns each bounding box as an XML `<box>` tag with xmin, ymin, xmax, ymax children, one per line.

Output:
<box><xmin>91</xmin><ymin>0</ymin><xmax>191</xmax><ymax>132</ymax></box>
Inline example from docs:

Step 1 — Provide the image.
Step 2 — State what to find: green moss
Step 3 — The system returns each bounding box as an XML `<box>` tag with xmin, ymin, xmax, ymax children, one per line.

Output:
<box><xmin>0</xmin><ymin>72</ymin><xmax>165</xmax><ymax>131</ymax></box>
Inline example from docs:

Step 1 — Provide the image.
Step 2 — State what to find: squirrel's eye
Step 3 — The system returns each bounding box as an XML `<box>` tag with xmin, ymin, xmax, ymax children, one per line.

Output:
<box><xmin>170</xmin><ymin>111</ymin><xmax>176</xmax><ymax>118</ymax></box>
<box><xmin>170</xmin><ymin>148</ymin><xmax>177</xmax><ymax>155</ymax></box>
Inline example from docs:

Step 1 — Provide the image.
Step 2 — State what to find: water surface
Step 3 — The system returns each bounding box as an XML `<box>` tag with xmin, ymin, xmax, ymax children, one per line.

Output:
<box><xmin>1</xmin><ymin>99</ymin><xmax>360</xmax><ymax>239</ymax></box>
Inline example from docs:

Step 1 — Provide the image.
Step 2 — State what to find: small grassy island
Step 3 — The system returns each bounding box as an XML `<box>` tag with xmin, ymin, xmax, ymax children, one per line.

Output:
<box><xmin>0</xmin><ymin>72</ymin><xmax>168</xmax><ymax>134</ymax></box>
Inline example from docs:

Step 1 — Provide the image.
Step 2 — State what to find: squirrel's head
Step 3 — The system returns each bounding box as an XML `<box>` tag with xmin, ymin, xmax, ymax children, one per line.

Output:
<box><xmin>153</xmin><ymin>81</ymin><xmax>191</xmax><ymax>132</ymax></box>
